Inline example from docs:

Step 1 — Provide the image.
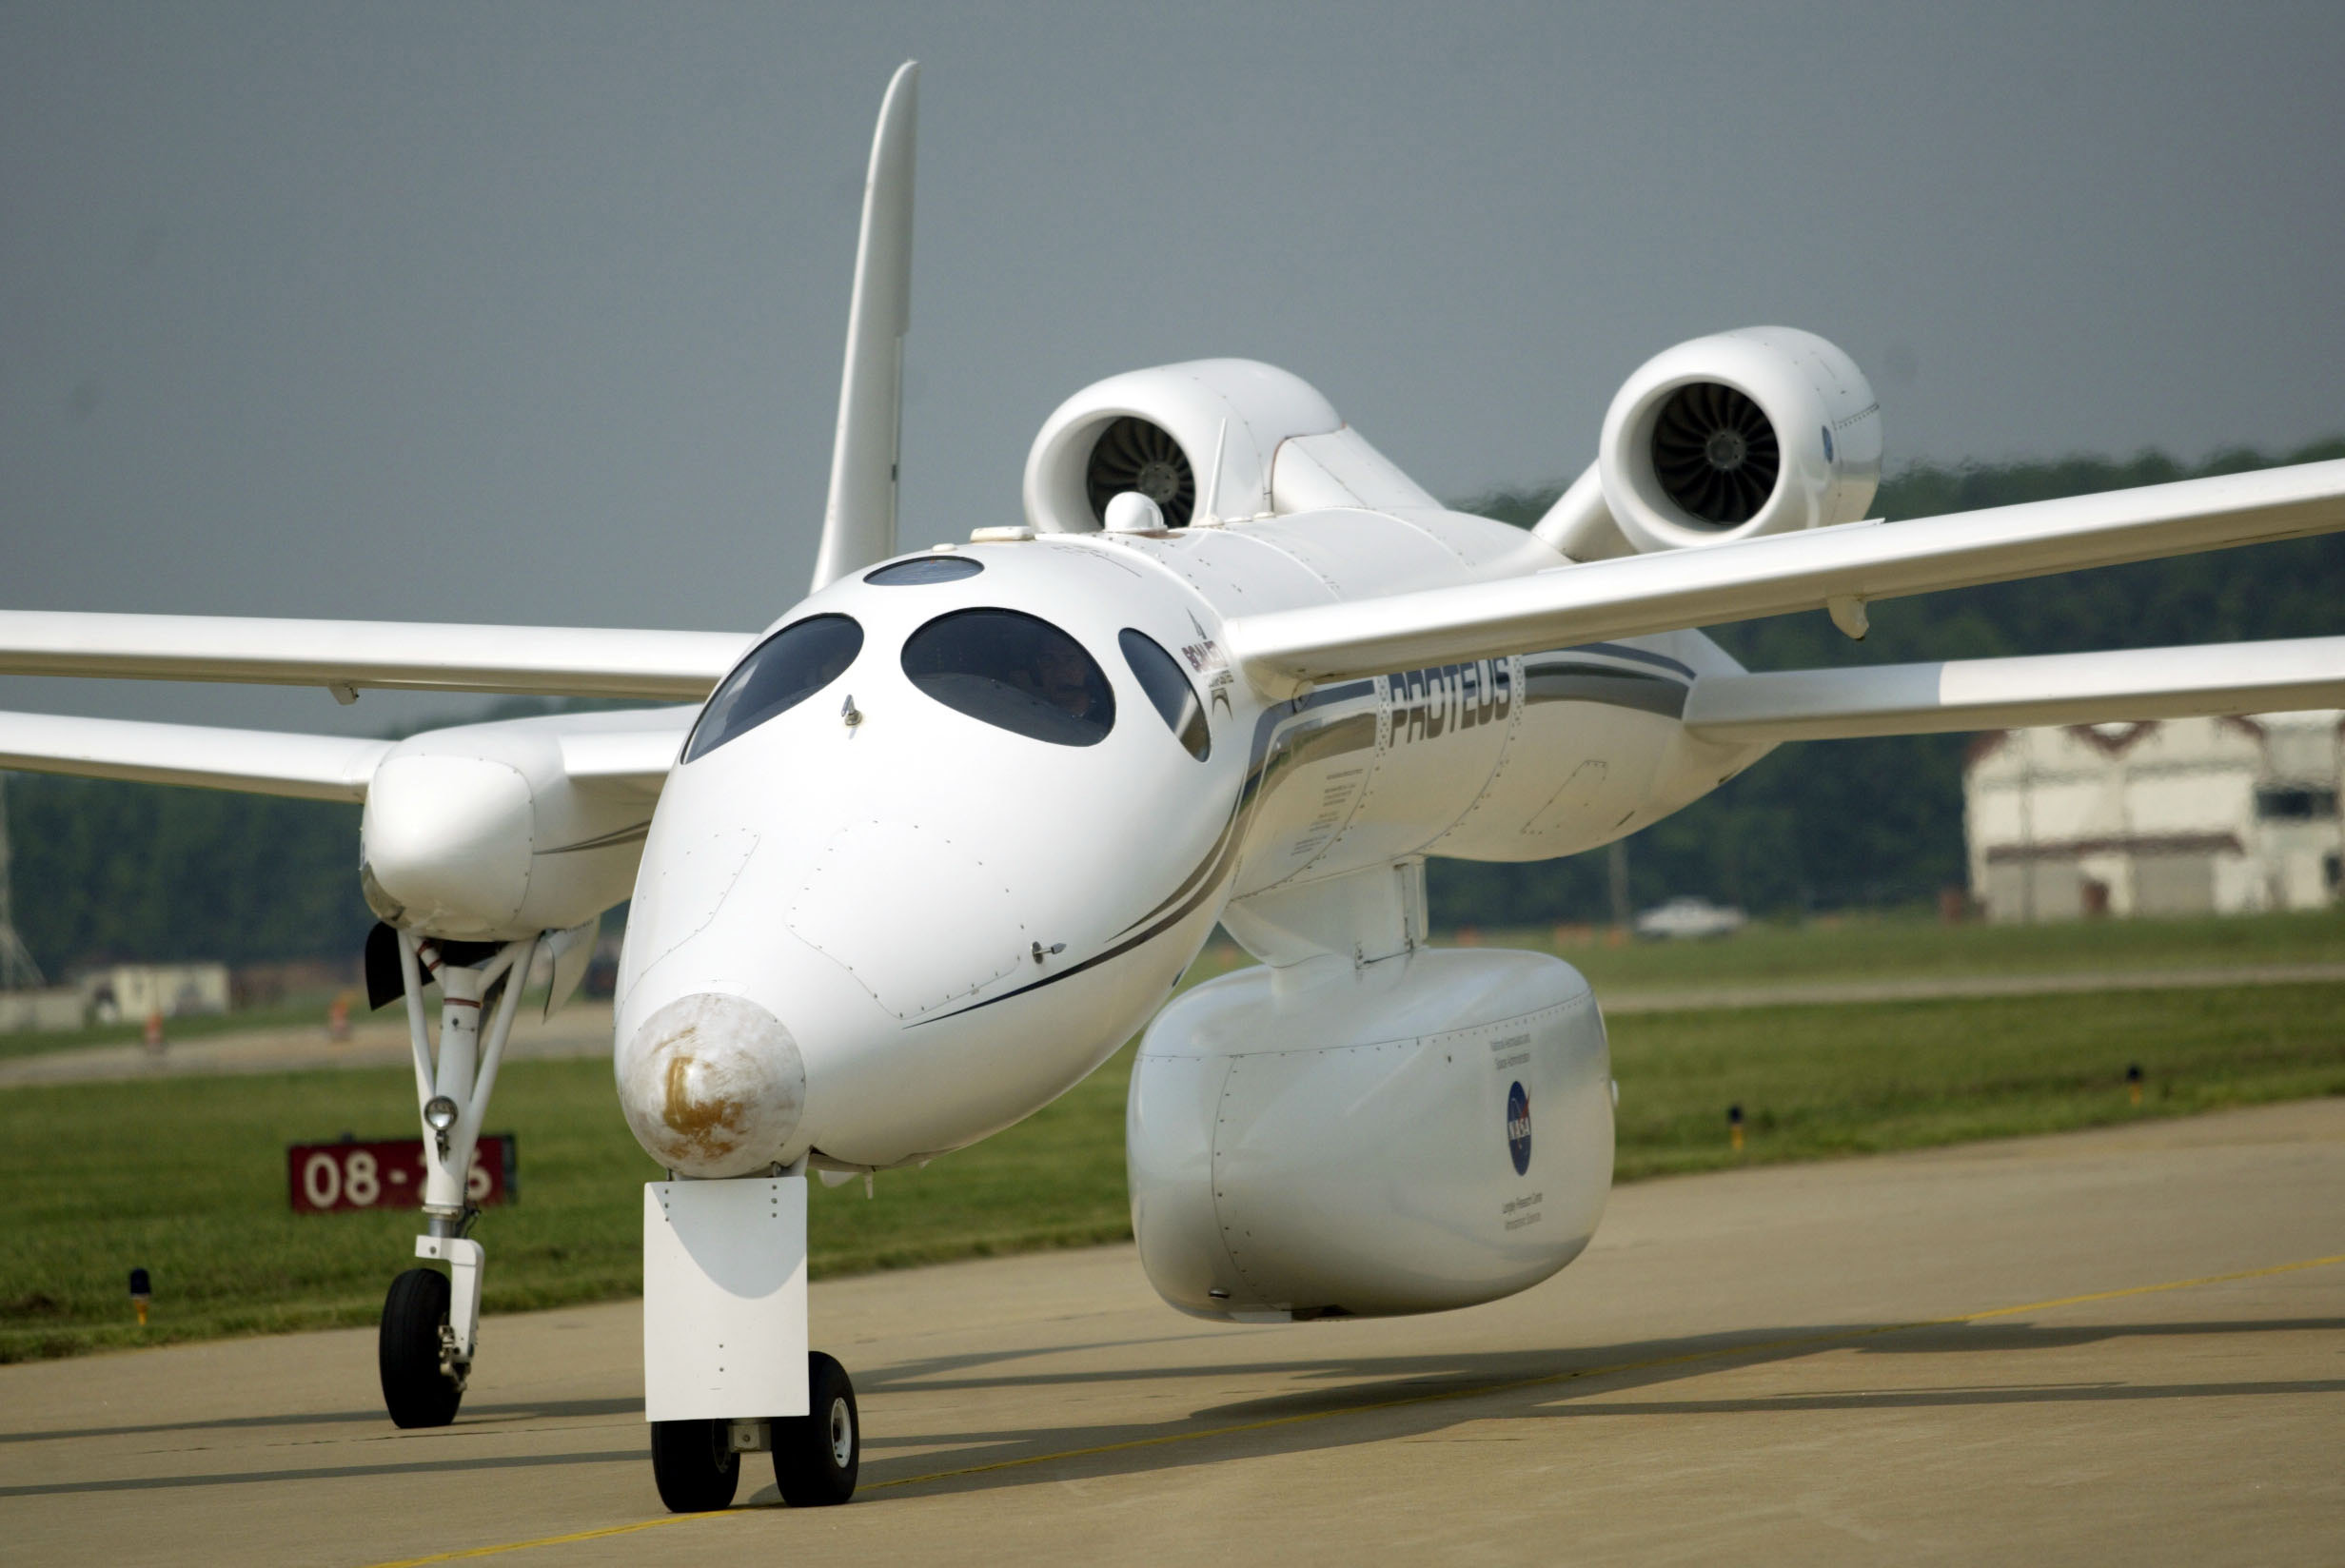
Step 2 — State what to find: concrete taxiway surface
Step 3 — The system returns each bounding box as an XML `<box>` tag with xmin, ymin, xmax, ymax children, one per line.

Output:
<box><xmin>0</xmin><ymin>1003</ymin><xmax>617</xmax><ymax>1088</ymax></box>
<box><xmin>4</xmin><ymin>1100</ymin><xmax>2340</xmax><ymax>1566</ymax></box>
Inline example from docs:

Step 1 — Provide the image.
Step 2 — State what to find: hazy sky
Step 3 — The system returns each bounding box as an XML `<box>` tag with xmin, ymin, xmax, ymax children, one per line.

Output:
<box><xmin>4</xmin><ymin>1</ymin><xmax>2342</xmax><ymax>735</ymax></box>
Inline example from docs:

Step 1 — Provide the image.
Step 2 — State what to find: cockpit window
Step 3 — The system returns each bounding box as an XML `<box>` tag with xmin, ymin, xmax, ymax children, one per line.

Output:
<box><xmin>683</xmin><ymin>614</ymin><xmax>863</xmax><ymax>762</ymax></box>
<box><xmin>900</xmin><ymin>609</ymin><xmax>1115</xmax><ymax>747</ymax></box>
<box><xmin>864</xmin><ymin>555</ymin><xmax>983</xmax><ymax>585</ymax></box>
<box><xmin>1119</xmin><ymin>629</ymin><xmax>1210</xmax><ymax>760</ymax></box>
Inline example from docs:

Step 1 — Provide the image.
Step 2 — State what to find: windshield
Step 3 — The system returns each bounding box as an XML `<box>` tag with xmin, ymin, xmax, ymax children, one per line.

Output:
<box><xmin>900</xmin><ymin>609</ymin><xmax>1115</xmax><ymax>746</ymax></box>
<box><xmin>1118</xmin><ymin>629</ymin><xmax>1210</xmax><ymax>760</ymax></box>
<box><xmin>683</xmin><ymin>614</ymin><xmax>863</xmax><ymax>762</ymax></box>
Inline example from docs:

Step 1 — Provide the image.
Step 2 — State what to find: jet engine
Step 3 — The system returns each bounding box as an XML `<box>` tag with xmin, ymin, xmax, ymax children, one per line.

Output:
<box><xmin>1127</xmin><ymin>948</ymin><xmax>1613</xmax><ymax>1321</ymax></box>
<box><xmin>1596</xmin><ymin>326</ymin><xmax>1882</xmax><ymax>554</ymax></box>
<box><xmin>1022</xmin><ymin>359</ymin><xmax>1345</xmax><ymax>533</ymax></box>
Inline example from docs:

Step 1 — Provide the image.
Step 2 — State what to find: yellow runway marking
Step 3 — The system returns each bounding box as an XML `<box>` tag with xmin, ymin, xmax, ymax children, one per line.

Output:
<box><xmin>362</xmin><ymin>1517</ymin><xmax>694</xmax><ymax>1567</ymax></box>
<box><xmin>357</xmin><ymin>1250</ymin><xmax>2345</xmax><ymax>1567</ymax></box>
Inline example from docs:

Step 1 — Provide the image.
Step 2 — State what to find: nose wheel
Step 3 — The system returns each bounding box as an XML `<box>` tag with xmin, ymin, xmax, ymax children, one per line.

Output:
<box><xmin>648</xmin><ymin>1352</ymin><xmax>859</xmax><ymax>1513</ymax></box>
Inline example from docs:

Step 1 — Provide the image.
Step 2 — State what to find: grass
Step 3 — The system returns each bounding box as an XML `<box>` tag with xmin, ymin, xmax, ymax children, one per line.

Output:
<box><xmin>1609</xmin><ymin>982</ymin><xmax>2345</xmax><ymax>1179</ymax></box>
<box><xmin>3</xmin><ymin>943</ymin><xmax>2341</xmax><ymax>1363</ymax></box>
<box><xmin>1439</xmin><ymin>905</ymin><xmax>2345</xmax><ymax>989</ymax></box>
<box><xmin>0</xmin><ymin>1044</ymin><xmax>1142</xmax><ymax>1364</ymax></box>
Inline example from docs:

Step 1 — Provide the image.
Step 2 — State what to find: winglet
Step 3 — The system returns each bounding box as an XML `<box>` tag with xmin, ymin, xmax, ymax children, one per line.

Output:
<box><xmin>810</xmin><ymin>62</ymin><xmax>919</xmax><ymax>592</ymax></box>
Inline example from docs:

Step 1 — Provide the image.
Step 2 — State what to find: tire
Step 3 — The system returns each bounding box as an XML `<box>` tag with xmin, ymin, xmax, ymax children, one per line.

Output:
<box><xmin>379</xmin><ymin>1268</ymin><xmax>463</xmax><ymax>1429</ymax></box>
<box><xmin>651</xmin><ymin>1418</ymin><xmax>740</xmax><ymax>1513</ymax></box>
<box><xmin>775</xmin><ymin>1351</ymin><xmax>859</xmax><ymax>1506</ymax></box>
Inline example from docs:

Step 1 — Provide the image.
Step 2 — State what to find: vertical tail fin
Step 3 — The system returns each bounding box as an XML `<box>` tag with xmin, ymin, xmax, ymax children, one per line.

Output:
<box><xmin>809</xmin><ymin>61</ymin><xmax>919</xmax><ymax>592</ymax></box>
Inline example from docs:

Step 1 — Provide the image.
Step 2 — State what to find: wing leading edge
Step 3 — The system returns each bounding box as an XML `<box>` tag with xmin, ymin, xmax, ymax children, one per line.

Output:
<box><xmin>1227</xmin><ymin>459</ymin><xmax>2345</xmax><ymax>690</ymax></box>
<box><xmin>0</xmin><ymin>711</ymin><xmax>391</xmax><ymax>801</ymax></box>
<box><xmin>0</xmin><ymin>613</ymin><xmax>752</xmax><ymax>701</ymax></box>
<box><xmin>0</xmin><ymin>706</ymin><xmax>697</xmax><ymax>802</ymax></box>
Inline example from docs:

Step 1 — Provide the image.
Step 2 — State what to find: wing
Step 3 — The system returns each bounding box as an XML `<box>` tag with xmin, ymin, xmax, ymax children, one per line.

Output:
<box><xmin>1226</xmin><ymin>459</ymin><xmax>2345</xmax><ymax>690</ymax></box>
<box><xmin>0</xmin><ymin>705</ymin><xmax>697</xmax><ymax>802</ymax></box>
<box><xmin>542</xmin><ymin>709</ymin><xmax>697</xmax><ymax>797</ymax></box>
<box><xmin>1682</xmin><ymin>636</ymin><xmax>2345</xmax><ymax>743</ymax></box>
<box><xmin>0</xmin><ymin>711</ymin><xmax>391</xmax><ymax>800</ymax></box>
<box><xmin>0</xmin><ymin>613</ymin><xmax>751</xmax><ymax>700</ymax></box>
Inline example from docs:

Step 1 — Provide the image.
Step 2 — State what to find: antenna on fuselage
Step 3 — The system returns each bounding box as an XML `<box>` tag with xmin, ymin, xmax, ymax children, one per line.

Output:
<box><xmin>1196</xmin><ymin>418</ymin><xmax>1229</xmax><ymax>527</ymax></box>
<box><xmin>808</xmin><ymin>61</ymin><xmax>919</xmax><ymax>592</ymax></box>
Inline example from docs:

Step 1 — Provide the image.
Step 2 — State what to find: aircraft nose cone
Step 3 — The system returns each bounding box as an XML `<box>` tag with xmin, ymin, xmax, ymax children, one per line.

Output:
<box><xmin>616</xmin><ymin>993</ymin><xmax>806</xmax><ymax>1178</ymax></box>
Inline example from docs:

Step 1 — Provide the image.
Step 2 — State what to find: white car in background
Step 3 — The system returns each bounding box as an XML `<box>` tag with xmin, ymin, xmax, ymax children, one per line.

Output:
<box><xmin>1634</xmin><ymin>896</ymin><xmax>1748</xmax><ymax>940</ymax></box>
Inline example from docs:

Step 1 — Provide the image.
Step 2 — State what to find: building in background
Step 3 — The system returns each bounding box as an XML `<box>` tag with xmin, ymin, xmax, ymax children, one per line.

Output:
<box><xmin>1964</xmin><ymin>713</ymin><xmax>2344</xmax><ymax>922</ymax></box>
<box><xmin>81</xmin><ymin>962</ymin><xmax>232</xmax><ymax>1023</ymax></box>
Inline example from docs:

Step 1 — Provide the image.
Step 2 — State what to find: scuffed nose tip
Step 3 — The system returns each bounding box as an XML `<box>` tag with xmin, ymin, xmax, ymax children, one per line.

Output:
<box><xmin>617</xmin><ymin>993</ymin><xmax>806</xmax><ymax>1178</ymax></box>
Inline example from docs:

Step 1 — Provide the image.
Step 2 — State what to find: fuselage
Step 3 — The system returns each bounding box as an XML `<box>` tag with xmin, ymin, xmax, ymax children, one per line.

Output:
<box><xmin>612</xmin><ymin>507</ymin><xmax>1769</xmax><ymax>1177</ymax></box>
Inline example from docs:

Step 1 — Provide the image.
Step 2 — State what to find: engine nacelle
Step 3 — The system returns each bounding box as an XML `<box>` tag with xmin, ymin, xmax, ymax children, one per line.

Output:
<box><xmin>1599</xmin><ymin>325</ymin><xmax>1882</xmax><ymax>553</ymax></box>
<box><xmin>360</xmin><ymin>715</ymin><xmax>661</xmax><ymax>942</ymax></box>
<box><xmin>1127</xmin><ymin>948</ymin><xmax>1612</xmax><ymax>1322</ymax></box>
<box><xmin>1022</xmin><ymin>359</ymin><xmax>1343</xmax><ymax>533</ymax></box>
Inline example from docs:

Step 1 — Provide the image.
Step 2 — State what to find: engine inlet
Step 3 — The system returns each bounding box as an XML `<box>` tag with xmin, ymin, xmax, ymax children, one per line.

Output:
<box><xmin>1650</xmin><ymin>382</ymin><xmax>1781</xmax><ymax>525</ymax></box>
<box><xmin>1085</xmin><ymin>418</ymin><xmax>1195</xmax><ymax>528</ymax></box>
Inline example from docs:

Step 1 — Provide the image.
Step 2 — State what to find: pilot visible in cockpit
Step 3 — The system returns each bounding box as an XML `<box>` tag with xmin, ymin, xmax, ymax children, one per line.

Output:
<box><xmin>1035</xmin><ymin>640</ymin><xmax>1100</xmax><ymax>721</ymax></box>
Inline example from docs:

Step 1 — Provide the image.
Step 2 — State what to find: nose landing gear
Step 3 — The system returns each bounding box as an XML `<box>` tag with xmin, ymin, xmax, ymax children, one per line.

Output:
<box><xmin>649</xmin><ymin>1417</ymin><xmax>741</xmax><ymax>1513</ymax></box>
<box><xmin>643</xmin><ymin>1174</ymin><xmax>852</xmax><ymax>1509</ymax></box>
<box><xmin>647</xmin><ymin>1354</ymin><xmax>861</xmax><ymax>1512</ymax></box>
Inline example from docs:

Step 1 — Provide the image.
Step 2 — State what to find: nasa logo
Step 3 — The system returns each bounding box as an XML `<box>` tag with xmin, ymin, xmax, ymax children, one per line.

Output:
<box><xmin>1506</xmin><ymin>1080</ymin><xmax>1531</xmax><ymax>1176</ymax></box>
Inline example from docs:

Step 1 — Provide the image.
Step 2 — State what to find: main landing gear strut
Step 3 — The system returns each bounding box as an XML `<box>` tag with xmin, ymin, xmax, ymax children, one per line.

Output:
<box><xmin>377</xmin><ymin>930</ymin><xmax>537</xmax><ymax>1429</ymax></box>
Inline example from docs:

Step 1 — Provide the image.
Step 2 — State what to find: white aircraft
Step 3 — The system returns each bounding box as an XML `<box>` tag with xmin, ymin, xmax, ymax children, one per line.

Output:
<box><xmin>7</xmin><ymin>62</ymin><xmax>2345</xmax><ymax>1513</ymax></box>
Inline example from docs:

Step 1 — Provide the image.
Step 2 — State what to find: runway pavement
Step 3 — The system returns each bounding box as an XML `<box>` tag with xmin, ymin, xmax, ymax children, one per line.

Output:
<box><xmin>0</xmin><ymin>1003</ymin><xmax>617</xmax><ymax>1088</ymax></box>
<box><xmin>3</xmin><ymin>1099</ymin><xmax>2340</xmax><ymax>1566</ymax></box>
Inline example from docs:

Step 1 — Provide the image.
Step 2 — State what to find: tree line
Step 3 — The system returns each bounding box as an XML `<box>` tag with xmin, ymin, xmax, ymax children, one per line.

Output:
<box><xmin>5</xmin><ymin>437</ymin><xmax>2341</xmax><ymax>975</ymax></box>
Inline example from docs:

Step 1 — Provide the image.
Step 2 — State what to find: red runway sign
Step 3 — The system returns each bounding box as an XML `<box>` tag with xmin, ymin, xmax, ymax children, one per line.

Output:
<box><xmin>287</xmin><ymin>1135</ymin><xmax>518</xmax><ymax>1214</ymax></box>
